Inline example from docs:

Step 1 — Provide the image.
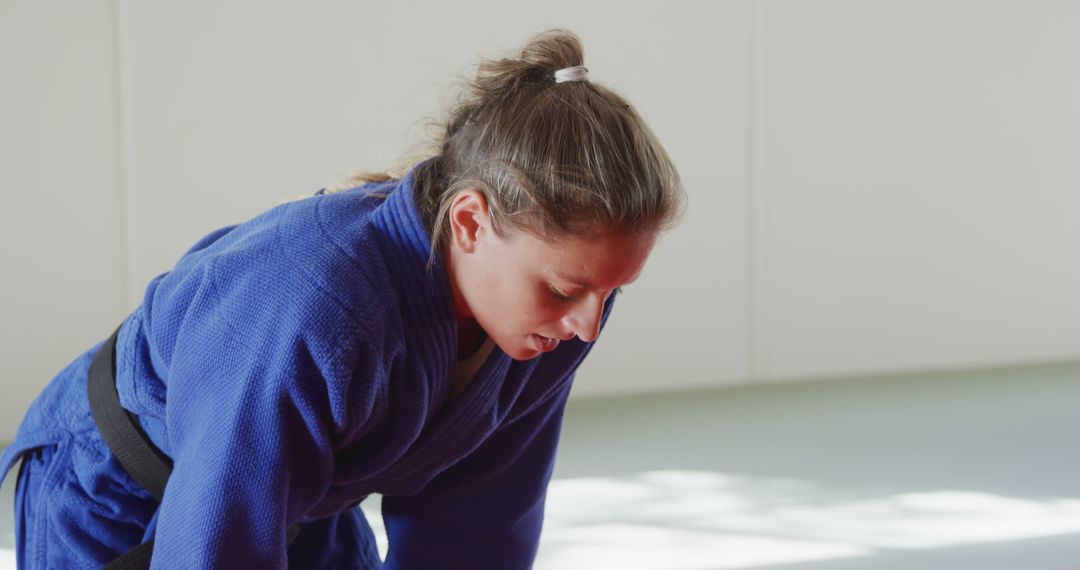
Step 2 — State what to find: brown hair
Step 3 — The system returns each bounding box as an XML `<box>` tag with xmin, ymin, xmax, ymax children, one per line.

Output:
<box><xmin>330</xmin><ymin>28</ymin><xmax>684</xmax><ymax>260</ymax></box>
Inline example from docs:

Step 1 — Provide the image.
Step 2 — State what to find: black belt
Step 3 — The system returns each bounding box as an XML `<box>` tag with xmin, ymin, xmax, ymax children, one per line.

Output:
<box><xmin>88</xmin><ymin>325</ymin><xmax>300</xmax><ymax>569</ymax></box>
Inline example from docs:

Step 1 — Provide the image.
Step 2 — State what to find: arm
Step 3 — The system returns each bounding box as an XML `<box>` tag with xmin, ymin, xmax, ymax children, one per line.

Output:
<box><xmin>380</xmin><ymin>289</ymin><xmax>616</xmax><ymax>569</ymax></box>
<box><xmin>150</xmin><ymin>331</ymin><xmax>337</xmax><ymax>568</ymax></box>
<box><xmin>144</xmin><ymin>255</ymin><xmax>355</xmax><ymax>569</ymax></box>
<box><xmin>380</xmin><ymin>379</ymin><xmax>575</xmax><ymax>570</ymax></box>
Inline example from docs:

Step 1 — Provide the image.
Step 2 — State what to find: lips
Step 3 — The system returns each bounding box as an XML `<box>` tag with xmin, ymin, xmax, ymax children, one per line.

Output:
<box><xmin>532</xmin><ymin>334</ymin><xmax>560</xmax><ymax>353</ymax></box>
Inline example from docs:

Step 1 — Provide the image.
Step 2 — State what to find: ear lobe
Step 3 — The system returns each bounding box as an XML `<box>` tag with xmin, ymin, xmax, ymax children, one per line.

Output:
<box><xmin>448</xmin><ymin>189</ymin><xmax>489</xmax><ymax>254</ymax></box>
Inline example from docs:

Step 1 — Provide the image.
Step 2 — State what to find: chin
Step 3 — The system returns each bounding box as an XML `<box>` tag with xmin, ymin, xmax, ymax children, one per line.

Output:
<box><xmin>486</xmin><ymin>333</ymin><xmax>538</xmax><ymax>361</ymax></box>
<box><xmin>501</xmin><ymin>341</ymin><xmax>543</xmax><ymax>362</ymax></box>
<box><xmin>507</xmin><ymin>347</ymin><xmax>543</xmax><ymax>362</ymax></box>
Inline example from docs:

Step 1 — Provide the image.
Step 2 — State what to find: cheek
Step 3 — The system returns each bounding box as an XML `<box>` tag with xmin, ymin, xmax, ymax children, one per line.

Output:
<box><xmin>528</xmin><ymin>293</ymin><xmax>566</xmax><ymax>326</ymax></box>
<box><xmin>505</xmin><ymin>287</ymin><xmax>560</xmax><ymax>330</ymax></box>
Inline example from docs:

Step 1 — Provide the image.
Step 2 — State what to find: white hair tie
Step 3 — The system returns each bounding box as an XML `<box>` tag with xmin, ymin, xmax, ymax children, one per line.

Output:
<box><xmin>554</xmin><ymin>65</ymin><xmax>589</xmax><ymax>83</ymax></box>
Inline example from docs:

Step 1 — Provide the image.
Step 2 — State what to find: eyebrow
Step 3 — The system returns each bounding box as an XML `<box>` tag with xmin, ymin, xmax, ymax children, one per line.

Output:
<box><xmin>555</xmin><ymin>272</ymin><xmax>640</xmax><ymax>290</ymax></box>
<box><xmin>556</xmin><ymin>273</ymin><xmax>598</xmax><ymax>290</ymax></box>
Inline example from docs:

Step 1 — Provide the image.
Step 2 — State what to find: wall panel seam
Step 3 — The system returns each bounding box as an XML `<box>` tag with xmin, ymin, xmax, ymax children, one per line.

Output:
<box><xmin>112</xmin><ymin>0</ymin><xmax>137</xmax><ymax>312</ymax></box>
<box><xmin>747</xmin><ymin>0</ymin><xmax>768</xmax><ymax>382</ymax></box>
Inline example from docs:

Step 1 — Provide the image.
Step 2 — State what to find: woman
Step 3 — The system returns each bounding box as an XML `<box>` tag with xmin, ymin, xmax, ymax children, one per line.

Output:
<box><xmin>0</xmin><ymin>28</ymin><xmax>683</xmax><ymax>569</ymax></box>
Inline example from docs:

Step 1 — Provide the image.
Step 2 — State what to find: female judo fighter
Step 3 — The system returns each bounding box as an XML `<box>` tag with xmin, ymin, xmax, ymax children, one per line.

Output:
<box><xmin>0</xmin><ymin>28</ymin><xmax>684</xmax><ymax>569</ymax></box>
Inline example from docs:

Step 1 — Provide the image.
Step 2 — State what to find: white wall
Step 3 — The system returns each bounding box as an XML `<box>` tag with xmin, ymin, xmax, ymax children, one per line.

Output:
<box><xmin>2</xmin><ymin>0</ymin><xmax>1079</xmax><ymax>440</ymax></box>
<box><xmin>0</xmin><ymin>2</ymin><xmax>129</xmax><ymax>439</ymax></box>
<box><xmin>753</xmin><ymin>0</ymin><xmax>1080</xmax><ymax>380</ymax></box>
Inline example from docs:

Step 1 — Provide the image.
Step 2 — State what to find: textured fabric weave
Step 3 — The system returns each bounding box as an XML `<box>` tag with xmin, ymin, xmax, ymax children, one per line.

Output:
<box><xmin>0</xmin><ymin>160</ymin><xmax>615</xmax><ymax>569</ymax></box>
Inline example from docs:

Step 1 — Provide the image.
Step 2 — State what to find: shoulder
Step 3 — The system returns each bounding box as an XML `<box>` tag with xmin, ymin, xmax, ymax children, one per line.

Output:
<box><xmin>145</xmin><ymin>187</ymin><xmax>403</xmax><ymax>369</ymax></box>
<box><xmin>208</xmin><ymin>188</ymin><xmax>397</xmax><ymax>321</ymax></box>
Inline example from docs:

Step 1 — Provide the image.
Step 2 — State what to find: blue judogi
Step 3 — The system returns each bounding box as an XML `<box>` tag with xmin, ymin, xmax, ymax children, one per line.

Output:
<box><xmin>0</xmin><ymin>161</ymin><xmax>615</xmax><ymax>569</ymax></box>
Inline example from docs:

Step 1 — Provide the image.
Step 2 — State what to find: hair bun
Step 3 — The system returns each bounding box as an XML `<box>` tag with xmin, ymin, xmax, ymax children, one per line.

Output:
<box><xmin>519</xmin><ymin>28</ymin><xmax>585</xmax><ymax>74</ymax></box>
<box><xmin>473</xmin><ymin>29</ymin><xmax>585</xmax><ymax>93</ymax></box>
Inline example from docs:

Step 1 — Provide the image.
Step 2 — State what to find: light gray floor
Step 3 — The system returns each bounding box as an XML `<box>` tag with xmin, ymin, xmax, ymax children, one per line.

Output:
<box><xmin>2</xmin><ymin>359</ymin><xmax>1079</xmax><ymax>569</ymax></box>
<box><xmin>538</xmin><ymin>359</ymin><xmax>1080</xmax><ymax>569</ymax></box>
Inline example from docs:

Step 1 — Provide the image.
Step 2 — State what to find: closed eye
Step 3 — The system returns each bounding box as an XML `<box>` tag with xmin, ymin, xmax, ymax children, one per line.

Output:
<box><xmin>550</xmin><ymin>286</ymin><xmax>577</xmax><ymax>303</ymax></box>
<box><xmin>553</xmin><ymin>285</ymin><xmax>624</xmax><ymax>303</ymax></box>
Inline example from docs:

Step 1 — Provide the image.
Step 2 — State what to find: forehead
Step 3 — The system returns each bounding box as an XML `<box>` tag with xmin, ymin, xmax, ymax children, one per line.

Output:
<box><xmin>507</xmin><ymin>227</ymin><xmax>657</xmax><ymax>287</ymax></box>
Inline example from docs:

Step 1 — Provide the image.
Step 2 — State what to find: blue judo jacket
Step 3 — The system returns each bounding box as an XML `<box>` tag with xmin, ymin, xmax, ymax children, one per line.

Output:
<box><xmin>0</xmin><ymin>161</ymin><xmax>615</xmax><ymax>569</ymax></box>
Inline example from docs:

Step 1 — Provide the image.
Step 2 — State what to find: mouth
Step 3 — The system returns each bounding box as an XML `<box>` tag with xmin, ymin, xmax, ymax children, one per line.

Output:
<box><xmin>531</xmin><ymin>334</ymin><xmax>560</xmax><ymax>353</ymax></box>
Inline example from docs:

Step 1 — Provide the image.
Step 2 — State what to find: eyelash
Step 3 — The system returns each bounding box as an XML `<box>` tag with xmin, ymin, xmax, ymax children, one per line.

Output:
<box><xmin>550</xmin><ymin>286</ymin><xmax>624</xmax><ymax>303</ymax></box>
<box><xmin>551</xmin><ymin>287</ymin><xmax>577</xmax><ymax>303</ymax></box>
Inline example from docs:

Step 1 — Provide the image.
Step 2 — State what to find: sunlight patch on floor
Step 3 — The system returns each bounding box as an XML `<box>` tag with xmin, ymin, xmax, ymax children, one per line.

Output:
<box><xmin>533</xmin><ymin>470</ymin><xmax>1080</xmax><ymax>569</ymax></box>
<box><xmin>0</xmin><ymin>531</ymin><xmax>13</xmax><ymax>570</ymax></box>
<box><xmin>360</xmin><ymin>501</ymin><xmax>389</xmax><ymax>561</ymax></box>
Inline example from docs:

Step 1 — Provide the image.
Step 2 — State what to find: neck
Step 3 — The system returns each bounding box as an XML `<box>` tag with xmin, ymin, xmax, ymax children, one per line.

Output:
<box><xmin>444</xmin><ymin>241</ymin><xmax>485</xmax><ymax>360</ymax></box>
<box><xmin>456</xmin><ymin>318</ymin><xmax>486</xmax><ymax>361</ymax></box>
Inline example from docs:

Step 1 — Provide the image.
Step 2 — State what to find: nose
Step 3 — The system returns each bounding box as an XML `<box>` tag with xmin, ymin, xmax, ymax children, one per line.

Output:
<box><xmin>561</xmin><ymin>296</ymin><xmax>604</xmax><ymax>343</ymax></box>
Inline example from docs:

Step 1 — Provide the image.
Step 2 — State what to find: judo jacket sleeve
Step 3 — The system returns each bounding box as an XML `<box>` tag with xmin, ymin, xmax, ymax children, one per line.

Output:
<box><xmin>379</xmin><ymin>378</ymin><xmax>575</xmax><ymax>570</ymax></box>
<box><xmin>143</xmin><ymin>252</ymin><xmax>370</xmax><ymax>569</ymax></box>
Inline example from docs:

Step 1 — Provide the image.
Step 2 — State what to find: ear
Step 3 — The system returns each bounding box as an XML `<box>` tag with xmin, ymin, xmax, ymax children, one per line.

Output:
<box><xmin>447</xmin><ymin>189</ymin><xmax>490</xmax><ymax>254</ymax></box>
